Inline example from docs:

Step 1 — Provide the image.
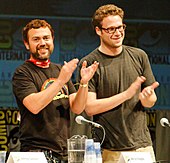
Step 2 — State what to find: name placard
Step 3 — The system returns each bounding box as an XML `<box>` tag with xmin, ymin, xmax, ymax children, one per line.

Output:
<box><xmin>118</xmin><ymin>152</ymin><xmax>152</xmax><ymax>163</ymax></box>
<box><xmin>6</xmin><ymin>152</ymin><xmax>48</xmax><ymax>163</ymax></box>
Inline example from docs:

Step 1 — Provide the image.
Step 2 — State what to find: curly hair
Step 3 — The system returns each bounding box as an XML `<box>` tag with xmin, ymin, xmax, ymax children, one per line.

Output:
<box><xmin>22</xmin><ymin>19</ymin><xmax>54</xmax><ymax>43</ymax></box>
<box><xmin>92</xmin><ymin>4</ymin><xmax>124</xmax><ymax>29</ymax></box>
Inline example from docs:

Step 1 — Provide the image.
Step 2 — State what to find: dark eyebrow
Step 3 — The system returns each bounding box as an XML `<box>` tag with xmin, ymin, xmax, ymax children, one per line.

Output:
<box><xmin>106</xmin><ymin>25</ymin><xmax>123</xmax><ymax>29</ymax></box>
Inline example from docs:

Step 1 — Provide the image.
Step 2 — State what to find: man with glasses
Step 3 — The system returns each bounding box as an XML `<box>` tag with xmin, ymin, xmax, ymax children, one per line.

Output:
<box><xmin>77</xmin><ymin>4</ymin><xmax>159</xmax><ymax>163</ymax></box>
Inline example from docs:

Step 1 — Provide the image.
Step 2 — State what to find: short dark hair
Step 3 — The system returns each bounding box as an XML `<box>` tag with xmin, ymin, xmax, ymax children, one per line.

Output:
<box><xmin>22</xmin><ymin>19</ymin><xmax>54</xmax><ymax>43</ymax></box>
<box><xmin>92</xmin><ymin>4</ymin><xmax>124</xmax><ymax>29</ymax></box>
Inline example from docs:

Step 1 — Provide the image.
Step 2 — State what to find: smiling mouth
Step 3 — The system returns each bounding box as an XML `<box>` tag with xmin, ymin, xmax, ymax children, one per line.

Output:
<box><xmin>38</xmin><ymin>48</ymin><xmax>48</xmax><ymax>54</ymax></box>
<box><xmin>112</xmin><ymin>36</ymin><xmax>122</xmax><ymax>39</ymax></box>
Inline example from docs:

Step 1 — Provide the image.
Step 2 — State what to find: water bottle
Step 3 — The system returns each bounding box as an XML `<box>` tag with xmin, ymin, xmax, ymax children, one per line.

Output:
<box><xmin>84</xmin><ymin>139</ymin><xmax>96</xmax><ymax>163</ymax></box>
<box><xmin>94</xmin><ymin>142</ymin><xmax>102</xmax><ymax>163</ymax></box>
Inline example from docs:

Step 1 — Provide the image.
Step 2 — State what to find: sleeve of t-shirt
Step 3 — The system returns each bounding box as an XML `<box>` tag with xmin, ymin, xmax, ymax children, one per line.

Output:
<box><xmin>12</xmin><ymin>66</ymin><xmax>39</xmax><ymax>102</ymax></box>
<box><xmin>140</xmin><ymin>50</ymin><xmax>156</xmax><ymax>87</ymax></box>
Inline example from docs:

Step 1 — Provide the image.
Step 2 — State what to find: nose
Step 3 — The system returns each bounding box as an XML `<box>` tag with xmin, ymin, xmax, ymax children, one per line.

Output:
<box><xmin>114</xmin><ymin>28</ymin><xmax>121</xmax><ymax>34</ymax></box>
<box><xmin>39</xmin><ymin>38</ymin><xmax>46</xmax><ymax>45</ymax></box>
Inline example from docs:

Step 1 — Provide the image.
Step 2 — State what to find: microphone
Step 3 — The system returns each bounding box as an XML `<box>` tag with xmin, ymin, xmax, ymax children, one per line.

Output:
<box><xmin>75</xmin><ymin>115</ymin><xmax>102</xmax><ymax>128</ymax></box>
<box><xmin>160</xmin><ymin>118</ymin><xmax>170</xmax><ymax>127</ymax></box>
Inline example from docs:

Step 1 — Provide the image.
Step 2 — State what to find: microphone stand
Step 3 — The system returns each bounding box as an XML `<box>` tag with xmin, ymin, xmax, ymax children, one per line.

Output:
<box><xmin>99</xmin><ymin>125</ymin><xmax>106</xmax><ymax>145</ymax></box>
<box><xmin>91</xmin><ymin>124</ymin><xmax>106</xmax><ymax>146</ymax></box>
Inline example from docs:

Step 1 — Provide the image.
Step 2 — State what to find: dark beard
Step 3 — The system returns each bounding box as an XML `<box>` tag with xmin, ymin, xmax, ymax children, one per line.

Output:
<box><xmin>31</xmin><ymin>48</ymin><xmax>50</xmax><ymax>61</ymax></box>
<box><xmin>31</xmin><ymin>52</ymin><xmax>48</xmax><ymax>61</ymax></box>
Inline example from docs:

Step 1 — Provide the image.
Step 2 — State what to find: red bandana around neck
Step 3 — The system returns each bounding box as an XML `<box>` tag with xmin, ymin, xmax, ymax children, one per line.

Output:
<box><xmin>27</xmin><ymin>58</ymin><xmax>50</xmax><ymax>68</ymax></box>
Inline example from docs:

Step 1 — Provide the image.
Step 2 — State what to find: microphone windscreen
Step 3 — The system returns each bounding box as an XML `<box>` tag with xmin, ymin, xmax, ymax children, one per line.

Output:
<box><xmin>160</xmin><ymin>118</ymin><xmax>169</xmax><ymax>127</ymax></box>
<box><xmin>75</xmin><ymin>115</ymin><xmax>84</xmax><ymax>124</ymax></box>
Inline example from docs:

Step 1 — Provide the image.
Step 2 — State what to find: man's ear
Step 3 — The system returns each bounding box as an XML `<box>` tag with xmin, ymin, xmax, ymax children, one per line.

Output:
<box><xmin>95</xmin><ymin>26</ymin><xmax>102</xmax><ymax>36</ymax></box>
<box><xmin>23</xmin><ymin>40</ymin><xmax>29</xmax><ymax>50</ymax></box>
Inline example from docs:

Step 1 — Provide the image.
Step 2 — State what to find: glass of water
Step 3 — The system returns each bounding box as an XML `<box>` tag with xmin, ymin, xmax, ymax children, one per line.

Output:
<box><xmin>67</xmin><ymin>135</ymin><xmax>87</xmax><ymax>163</ymax></box>
<box><xmin>0</xmin><ymin>151</ymin><xmax>6</xmax><ymax>163</ymax></box>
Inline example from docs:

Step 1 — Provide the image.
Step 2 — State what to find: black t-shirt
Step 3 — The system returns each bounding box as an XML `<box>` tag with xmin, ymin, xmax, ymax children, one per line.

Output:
<box><xmin>77</xmin><ymin>45</ymin><xmax>156</xmax><ymax>150</ymax></box>
<box><xmin>12</xmin><ymin>61</ymin><xmax>76</xmax><ymax>158</ymax></box>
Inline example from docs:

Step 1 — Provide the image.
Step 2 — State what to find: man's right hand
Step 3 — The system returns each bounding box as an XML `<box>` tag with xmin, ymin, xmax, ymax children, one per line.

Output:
<box><xmin>126</xmin><ymin>76</ymin><xmax>146</xmax><ymax>99</ymax></box>
<box><xmin>58</xmin><ymin>58</ymin><xmax>79</xmax><ymax>85</ymax></box>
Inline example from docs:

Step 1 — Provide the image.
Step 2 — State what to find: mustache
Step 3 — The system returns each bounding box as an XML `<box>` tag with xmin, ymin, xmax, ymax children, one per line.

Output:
<box><xmin>37</xmin><ymin>45</ymin><xmax>49</xmax><ymax>50</ymax></box>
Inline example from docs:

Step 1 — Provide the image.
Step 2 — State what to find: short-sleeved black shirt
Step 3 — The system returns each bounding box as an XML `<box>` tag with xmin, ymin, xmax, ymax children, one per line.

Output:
<box><xmin>77</xmin><ymin>45</ymin><xmax>155</xmax><ymax>150</ymax></box>
<box><xmin>12</xmin><ymin>61</ymin><xmax>76</xmax><ymax>158</ymax></box>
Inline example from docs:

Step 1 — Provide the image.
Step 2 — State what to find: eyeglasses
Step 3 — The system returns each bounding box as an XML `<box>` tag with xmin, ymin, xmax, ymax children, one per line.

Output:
<box><xmin>101</xmin><ymin>24</ymin><xmax>126</xmax><ymax>34</ymax></box>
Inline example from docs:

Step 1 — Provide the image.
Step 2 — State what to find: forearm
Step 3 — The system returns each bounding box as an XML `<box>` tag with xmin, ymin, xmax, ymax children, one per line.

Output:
<box><xmin>84</xmin><ymin>76</ymin><xmax>147</xmax><ymax>116</ymax></box>
<box><xmin>85</xmin><ymin>91</ymin><xmax>129</xmax><ymax>116</ymax></box>
<box><xmin>70</xmin><ymin>83</ymin><xmax>88</xmax><ymax>114</ymax></box>
<box><xmin>23</xmin><ymin>79</ymin><xmax>64</xmax><ymax>114</ymax></box>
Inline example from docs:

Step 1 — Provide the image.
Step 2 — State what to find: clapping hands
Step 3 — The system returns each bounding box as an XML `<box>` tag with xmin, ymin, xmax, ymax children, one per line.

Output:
<box><xmin>80</xmin><ymin>61</ymin><xmax>99</xmax><ymax>84</ymax></box>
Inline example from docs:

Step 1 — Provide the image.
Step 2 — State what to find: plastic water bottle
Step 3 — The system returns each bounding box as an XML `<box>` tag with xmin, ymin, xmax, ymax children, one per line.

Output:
<box><xmin>94</xmin><ymin>142</ymin><xmax>102</xmax><ymax>163</ymax></box>
<box><xmin>84</xmin><ymin>139</ymin><xmax>96</xmax><ymax>163</ymax></box>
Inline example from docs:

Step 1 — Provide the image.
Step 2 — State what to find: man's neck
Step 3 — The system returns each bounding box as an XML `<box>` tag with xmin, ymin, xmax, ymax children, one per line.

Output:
<box><xmin>98</xmin><ymin>45</ymin><xmax>122</xmax><ymax>56</ymax></box>
<box><xmin>27</xmin><ymin>57</ymin><xmax>50</xmax><ymax>68</ymax></box>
